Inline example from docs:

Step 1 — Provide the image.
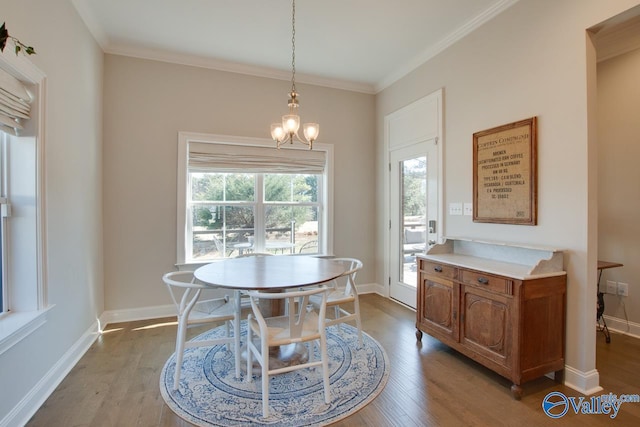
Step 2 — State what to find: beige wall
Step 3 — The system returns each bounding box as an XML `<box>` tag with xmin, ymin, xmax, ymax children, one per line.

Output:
<box><xmin>597</xmin><ymin>47</ymin><xmax>640</xmax><ymax>326</ymax></box>
<box><xmin>376</xmin><ymin>0</ymin><xmax>640</xmax><ymax>388</ymax></box>
<box><xmin>0</xmin><ymin>0</ymin><xmax>103</xmax><ymax>420</ymax></box>
<box><xmin>102</xmin><ymin>55</ymin><xmax>376</xmax><ymax>310</ymax></box>
<box><xmin>4</xmin><ymin>1</ymin><xmax>640</xmax><ymax>420</ymax></box>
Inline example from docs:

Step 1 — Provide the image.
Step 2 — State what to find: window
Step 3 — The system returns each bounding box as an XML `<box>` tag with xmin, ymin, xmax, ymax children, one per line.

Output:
<box><xmin>0</xmin><ymin>117</ymin><xmax>43</xmax><ymax>315</ymax></box>
<box><xmin>1</xmin><ymin>211</ymin><xmax>5</xmax><ymax>314</ymax></box>
<box><xmin>1</xmin><ymin>134</ymin><xmax>7</xmax><ymax>314</ymax></box>
<box><xmin>177</xmin><ymin>133</ymin><xmax>333</xmax><ymax>265</ymax></box>
<box><xmin>0</xmin><ymin>54</ymin><xmax>48</xmax><ymax>353</ymax></box>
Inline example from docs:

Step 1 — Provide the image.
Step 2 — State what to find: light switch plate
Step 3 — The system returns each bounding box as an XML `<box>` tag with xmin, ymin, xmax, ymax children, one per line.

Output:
<box><xmin>463</xmin><ymin>203</ymin><xmax>473</xmax><ymax>216</ymax></box>
<box><xmin>449</xmin><ymin>203</ymin><xmax>462</xmax><ymax>216</ymax></box>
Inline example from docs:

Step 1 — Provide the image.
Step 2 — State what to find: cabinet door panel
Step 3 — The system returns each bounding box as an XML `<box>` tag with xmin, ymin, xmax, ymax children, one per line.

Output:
<box><xmin>461</xmin><ymin>286</ymin><xmax>511</xmax><ymax>367</ymax></box>
<box><xmin>418</xmin><ymin>277</ymin><xmax>459</xmax><ymax>341</ymax></box>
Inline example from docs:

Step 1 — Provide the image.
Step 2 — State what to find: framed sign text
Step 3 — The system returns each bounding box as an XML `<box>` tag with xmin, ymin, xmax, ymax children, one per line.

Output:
<box><xmin>473</xmin><ymin>117</ymin><xmax>537</xmax><ymax>225</ymax></box>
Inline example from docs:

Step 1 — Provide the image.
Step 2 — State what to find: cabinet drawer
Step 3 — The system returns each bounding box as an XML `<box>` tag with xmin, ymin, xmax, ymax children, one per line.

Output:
<box><xmin>420</xmin><ymin>260</ymin><xmax>456</xmax><ymax>280</ymax></box>
<box><xmin>460</xmin><ymin>270</ymin><xmax>512</xmax><ymax>295</ymax></box>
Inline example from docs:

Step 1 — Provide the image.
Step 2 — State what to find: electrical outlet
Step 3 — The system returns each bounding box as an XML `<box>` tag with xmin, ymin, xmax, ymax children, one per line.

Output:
<box><xmin>606</xmin><ymin>280</ymin><xmax>617</xmax><ymax>294</ymax></box>
<box><xmin>617</xmin><ymin>282</ymin><xmax>629</xmax><ymax>297</ymax></box>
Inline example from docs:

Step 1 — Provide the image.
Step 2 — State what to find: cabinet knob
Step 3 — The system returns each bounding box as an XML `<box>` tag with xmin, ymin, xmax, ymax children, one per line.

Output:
<box><xmin>477</xmin><ymin>277</ymin><xmax>489</xmax><ymax>285</ymax></box>
<box><xmin>434</xmin><ymin>266</ymin><xmax>443</xmax><ymax>273</ymax></box>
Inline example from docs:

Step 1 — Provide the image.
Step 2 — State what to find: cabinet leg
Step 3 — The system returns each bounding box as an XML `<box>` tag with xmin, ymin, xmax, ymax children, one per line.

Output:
<box><xmin>416</xmin><ymin>328</ymin><xmax>423</xmax><ymax>341</ymax></box>
<box><xmin>510</xmin><ymin>384</ymin><xmax>523</xmax><ymax>400</ymax></box>
<box><xmin>554</xmin><ymin>369</ymin><xmax>564</xmax><ymax>384</ymax></box>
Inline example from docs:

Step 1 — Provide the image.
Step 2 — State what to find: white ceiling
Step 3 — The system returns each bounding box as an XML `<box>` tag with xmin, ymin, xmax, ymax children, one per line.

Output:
<box><xmin>72</xmin><ymin>0</ymin><xmax>519</xmax><ymax>93</ymax></box>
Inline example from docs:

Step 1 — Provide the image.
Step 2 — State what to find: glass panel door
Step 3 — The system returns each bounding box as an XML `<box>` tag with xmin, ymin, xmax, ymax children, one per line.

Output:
<box><xmin>390</xmin><ymin>141</ymin><xmax>438</xmax><ymax>307</ymax></box>
<box><xmin>400</xmin><ymin>156</ymin><xmax>427</xmax><ymax>287</ymax></box>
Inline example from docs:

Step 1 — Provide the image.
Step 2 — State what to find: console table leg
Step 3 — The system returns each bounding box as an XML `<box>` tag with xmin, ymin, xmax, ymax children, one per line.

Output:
<box><xmin>416</xmin><ymin>328</ymin><xmax>423</xmax><ymax>341</ymax></box>
<box><xmin>510</xmin><ymin>384</ymin><xmax>523</xmax><ymax>400</ymax></box>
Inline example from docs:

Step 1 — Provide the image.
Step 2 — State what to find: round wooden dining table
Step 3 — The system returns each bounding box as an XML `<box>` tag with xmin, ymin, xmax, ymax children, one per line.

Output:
<box><xmin>194</xmin><ymin>256</ymin><xmax>349</xmax><ymax>371</ymax></box>
<box><xmin>193</xmin><ymin>255</ymin><xmax>347</xmax><ymax>291</ymax></box>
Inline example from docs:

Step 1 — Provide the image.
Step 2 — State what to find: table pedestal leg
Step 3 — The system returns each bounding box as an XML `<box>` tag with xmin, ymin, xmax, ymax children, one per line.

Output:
<box><xmin>242</xmin><ymin>342</ymin><xmax>309</xmax><ymax>375</ymax></box>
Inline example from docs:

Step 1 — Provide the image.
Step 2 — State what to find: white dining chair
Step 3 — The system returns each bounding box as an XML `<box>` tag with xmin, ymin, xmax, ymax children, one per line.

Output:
<box><xmin>245</xmin><ymin>286</ymin><xmax>331</xmax><ymax>418</ymax></box>
<box><xmin>235</xmin><ymin>252</ymin><xmax>274</xmax><ymax>258</ymax></box>
<box><xmin>311</xmin><ymin>257</ymin><xmax>364</xmax><ymax>347</ymax></box>
<box><xmin>162</xmin><ymin>270</ymin><xmax>241</xmax><ymax>390</ymax></box>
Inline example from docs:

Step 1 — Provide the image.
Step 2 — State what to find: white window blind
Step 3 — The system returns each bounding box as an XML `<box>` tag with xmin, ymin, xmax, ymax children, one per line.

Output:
<box><xmin>0</xmin><ymin>67</ymin><xmax>32</xmax><ymax>136</ymax></box>
<box><xmin>188</xmin><ymin>142</ymin><xmax>326</xmax><ymax>174</ymax></box>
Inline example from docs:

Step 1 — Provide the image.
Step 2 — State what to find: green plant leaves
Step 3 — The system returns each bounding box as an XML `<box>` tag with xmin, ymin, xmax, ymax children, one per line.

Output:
<box><xmin>0</xmin><ymin>22</ymin><xmax>36</xmax><ymax>56</ymax></box>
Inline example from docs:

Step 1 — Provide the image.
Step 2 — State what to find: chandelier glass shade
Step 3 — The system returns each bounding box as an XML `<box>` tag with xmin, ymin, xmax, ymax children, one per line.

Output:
<box><xmin>270</xmin><ymin>0</ymin><xmax>319</xmax><ymax>150</ymax></box>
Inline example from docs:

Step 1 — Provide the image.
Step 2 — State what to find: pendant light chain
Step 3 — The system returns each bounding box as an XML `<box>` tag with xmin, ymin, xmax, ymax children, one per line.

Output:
<box><xmin>270</xmin><ymin>0</ymin><xmax>319</xmax><ymax>149</ymax></box>
<box><xmin>291</xmin><ymin>0</ymin><xmax>296</xmax><ymax>94</ymax></box>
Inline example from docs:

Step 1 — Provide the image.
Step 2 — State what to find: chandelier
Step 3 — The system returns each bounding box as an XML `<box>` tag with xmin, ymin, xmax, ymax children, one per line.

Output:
<box><xmin>270</xmin><ymin>0</ymin><xmax>319</xmax><ymax>150</ymax></box>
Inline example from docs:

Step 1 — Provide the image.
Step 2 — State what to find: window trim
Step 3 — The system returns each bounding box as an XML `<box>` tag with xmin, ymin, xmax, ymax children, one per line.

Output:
<box><xmin>0</xmin><ymin>51</ymin><xmax>49</xmax><ymax>353</ymax></box>
<box><xmin>176</xmin><ymin>132</ymin><xmax>334</xmax><ymax>267</ymax></box>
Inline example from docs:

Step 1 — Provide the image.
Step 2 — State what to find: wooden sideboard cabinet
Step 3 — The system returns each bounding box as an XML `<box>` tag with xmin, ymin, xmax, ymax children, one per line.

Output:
<box><xmin>415</xmin><ymin>238</ymin><xmax>567</xmax><ymax>399</ymax></box>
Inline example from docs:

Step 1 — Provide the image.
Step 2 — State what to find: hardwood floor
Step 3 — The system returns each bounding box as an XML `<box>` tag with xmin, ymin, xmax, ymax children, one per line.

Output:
<box><xmin>27</xmin><ymin>294</ymin><xmax>640</xmax><ymax>426</ymax></box>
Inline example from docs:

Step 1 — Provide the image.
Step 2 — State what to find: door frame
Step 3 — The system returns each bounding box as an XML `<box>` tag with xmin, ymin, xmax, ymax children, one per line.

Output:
<box><xmin>383</xmin><ymin>89</ymin><xmax>444</xmax><ymax>302</ymax></box>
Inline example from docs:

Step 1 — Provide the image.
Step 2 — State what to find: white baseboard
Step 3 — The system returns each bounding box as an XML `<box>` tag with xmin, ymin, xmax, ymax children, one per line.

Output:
<box><xmin>97</xmin><ymin>285</ymin><xmax>385</xmax><ymax>332</ymax></box>
<box><xmin>0</xmin><ymin>320</ymin><xmax>100</xmax><ymax>427</ymax></box>
<box><xmin>2</xmin><ymin>306</ymin><xmax>177</xmax><ymax>427</ymax></box>
<box><xmin>355</xmin><ymin>282</ymin><xmax>381</xmax><ymax>295</ymax></box>
<box><xmin>563</xmin><ymin>366</ymin><xmax>603</xmax><ymax>396</ymax></box>
<box><xmin>359</xmin><ymin>282</ymin><xmax>386</xmax><ymax>297</ymax></box>
<box><xmin>602</xmin><ymin>315</ymin><xmax>640</xmax><ymax>339</ymax></box>
<box><xmin>100</xmin><ymin>284</ymin><xmax>384</xmax><ymax>328</ymax></box>
<box><xmin>100</xmin><ymin>304</ymin><xmax>176</xmax><ymax>327</ymax></box>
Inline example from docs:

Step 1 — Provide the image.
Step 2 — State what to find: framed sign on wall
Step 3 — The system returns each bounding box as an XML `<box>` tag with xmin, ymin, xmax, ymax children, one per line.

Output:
<box><xmin>473</xmin><ymin>117</ymin><xmax>537</xmax><ymax>225</ymax></box>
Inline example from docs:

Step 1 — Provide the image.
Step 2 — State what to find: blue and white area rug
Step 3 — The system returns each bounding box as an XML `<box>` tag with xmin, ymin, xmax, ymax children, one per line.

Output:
<box><xmin>160</xmin><ymin>324</ymin><xmax>389</xmax><ymax>426</ymax></box>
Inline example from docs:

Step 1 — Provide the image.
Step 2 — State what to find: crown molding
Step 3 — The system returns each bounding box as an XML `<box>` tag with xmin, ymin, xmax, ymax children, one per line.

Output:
<box><xmin>105</xmin><ymin>43</ymin><xmax>376</xmax><ymax>95</ymax></box>
<box><xmin>73</xmin><ymin>0</ymin><xmax>520</xmax><ymax>95</ymax></box>
<box><xmin>71</xmin><ymin>0</ymin><xmax>375</xmax><ymax>93</ymax></box>
<box><xmin>375</xmin><ymin>0</ymin><xmax>521</xmax><ymax>92</ymax></box>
